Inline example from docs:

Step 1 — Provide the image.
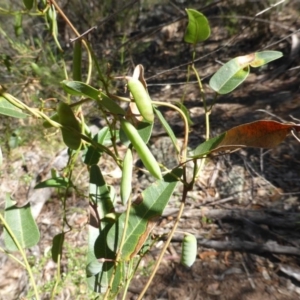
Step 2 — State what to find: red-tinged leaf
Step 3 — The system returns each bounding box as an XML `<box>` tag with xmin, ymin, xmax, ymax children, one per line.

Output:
<box><xmin>191</xmin><ymin>121</ymin><xmax>300</xmax><ymax>158</ymax></box>
<box><xmin>218</xmin><ymin>120</ymin><xmax>298</xmax><ymax>149</ymax></box>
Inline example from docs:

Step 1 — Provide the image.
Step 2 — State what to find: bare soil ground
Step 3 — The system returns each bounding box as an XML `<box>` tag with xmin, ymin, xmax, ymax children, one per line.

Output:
<box><xmin>1</xmin><ymin>1</ymin><xmax>300</xmax><ymax>299</ymax></box>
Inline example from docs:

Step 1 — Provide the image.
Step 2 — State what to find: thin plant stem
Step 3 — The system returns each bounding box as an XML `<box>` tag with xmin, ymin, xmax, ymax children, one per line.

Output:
<box><xmin>0</xmin><ymin>246</ymin><xmax>26</xmax><ymax>268</ymax></box>
<box><xmin>3</xmin><ymin>92</ymin><xmax>119</xmax><ymax>163</ymax></box>
<box><xmin>136</xmin><ymin>95</ymin><xmax>192</xmax><ymax>299</ymax></box>
<box><xmin>181</xmin><ymin>64</ymin><xmax>191</xmax><ymax>103</ymax></box>
<box><xmin>137</xmin><ymin>187</ymin><xmax>188</xmax><ymax>300</ymax></box>
<box><xmin>50</xmin><ymin>0</ymin><xmax>93</xmax><ymax>84</ymax></box>
<box><xmin>50</xmin><ymin>250</ymin><xmax>62</xmax><ymax>300</ymax></box>
<box><xmin>104</xmin><ymin>193</ymin><xmax>133</xmax><ymax>299</ymax></box>
<box><xmin>191</xmin><ymin>64</ymin><xmax>210</xmax><ymax>140</ymax></box>
<box><xmin>0</xmin><ymin>213</ymin><xmax>40</xmax><ymax>300</ymax></box>
<box><xmin>191</xmin><ymin>65</ymin><xmax>211</xmax><ymax>179</ymax></box>
<box><xmin>121</xmin><ymin>259</ymin><xmax>134</xmax><ymax>300</ymax></box>
<box><xmin>50</xmin><ymin>149</ymin><xmax>79</xmax><ymax>298</ymax></box>
<box><xmin>152</xmin><ymin>101</ymin><xmax>189</xmax><ymax>163</ymax></box>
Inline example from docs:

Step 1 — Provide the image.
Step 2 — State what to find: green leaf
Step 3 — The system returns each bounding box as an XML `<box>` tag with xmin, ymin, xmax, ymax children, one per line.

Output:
<box><xmin>4</xmin><ymin>194</ymin><xmax>40</xmax><ymax>251</ymax></box>
<box><xmin>87</xmin><ymin>223</ymin><xmax>123</xmax><ymax>294</ymax></box>
<box><xmin>83</xmin><ymin>127</ymin><xmax>115</xmax><ymax>165</ymax></box>
<box><xmin>120</xmin><ymin>120</ymin><xmax>153</xmax><ymax>146</ymax></box>
<box><xmin>86</xmin><ymin>259</ymin><xmax>103</xmax><ymax>277</ymax></box>
<box><xmin>57</xmin><ymin>102</ymin><xmax>82</xmax><ymax>150</ymax></box>
<box><xmin>89</xmin><ymin>165</ymin><xmax>114</xmax><ymax>226</ymax></box>
<box><xmin>23</xmin><ymin>0</ymin><xmax>34</xmax><ymax>10</ymax></box>
<box><xmin>107</xmin><ymin>169</ymin><xmax>182</xmax><ymax>260</ymax></box>
<box><xmin>52</xmin><ymin>233</ymin><xmax>65</xmax><ymax>263</ymax></box>
<box><xmin>93</xmin><ymin>224</ymin><xmax>116</xmax><ymax>264</ymax></box>
<box><xmin>184</xmin><ymin>9</ymin><xmax>210</xmax><ymax>44</ymax></box>
<box><xmin>46</xmin><ymin>4</ymin><xmax>62</xmax><ymax>51</ymax></box>
<box><xmin>120</xmin><ymin>149</ymin><xmax>133</xmax><ymax>205</ymax></box>
<box><xmin>86</xmin><ymin>259</ymin><xmax>124</xmax><ymax>295</ymax></box>
<box><xmin>189</xmin><ymin>133</ymin><xmax>226</xmax><ymax>158</ymax></box>
<box><xmin>136</xmin><ymin>121</ymin><xmax>153</xmax><ymax>144</ymax></box>
<box><xmin>176</xmin><ymin>102</ymin><xmax>194</xmax><ymax>126</ymax></box>
<box><xmin>61</xmin><ymin>80</ymin><xmax>99</xmax><ymax>98</ymax></box>
<box><xmin>72</xmin><ymin>40</ymin><xmax>82</xmax><ymax>81</ymax></box>
<box><xmin>87</xmin><ymin>166</ymin><xmax>115</xmax><ymax>288</ymax></box>
<box><xmin>249</xmin><ymin>51</ymin><xmax>283</xmax><ymax>68</ymax></box>
<box><xmin>209</xmin><ymin>63</ymin><xmax>250</xmax><ymax>94</ymax></box>
<box><xmin>154</xmin><ymin>108</ymin><xmax>179</xmax><ymax>154</ymax></box>
<box><xmin>87</xmin><ymin>226</ymin><xmax>100</xmax><ymax>265</ymax></box>
<box><xmin>34</xmin><ymin>177</ymin><xmax>70</xmax><ymax>189</ymax></box>
<box><xmin>94</xmin><ymin>126</ymin><xmax>115</xmax><ymax>147</ymax></box>
<box><xmin>43</xmin><ymin>112</ymin><xmax>60</xmax><ymax>128</ymax></box>
<box><xmin>98</xmin><ymin>92</ymin><xmax>126</xmax><ymax>115</ymax></box>
<box><xmin>61</xmin><ymin>80</ymin><xmax>125</xmax><ymax>115</ymax></box>
<box><xmin>0</xmin><ymin>96</ymin><xmax>28</xmax><ymax>119</ymax></box>
<box><xmin>209</xmin><ymin>51</ymin><xmax>283</xmax><ymax>94</ymax></box>
<box><xmin>87</xmin><ymin>167</ymin><xmax>123</xmax><ymax>294</ymax></box>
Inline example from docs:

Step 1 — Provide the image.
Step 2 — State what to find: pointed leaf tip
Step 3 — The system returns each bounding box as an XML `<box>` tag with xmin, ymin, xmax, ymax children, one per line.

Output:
<box><xmin>4</xmin><ymin>194</ymin><xmax>40</xmax><ymax>251</ymax></box>
<box><xmin>210</xmin><ymin>51</ymin><xmax>283</xmax><ymax>94</ymax></box>
<box><xmin>191</xmin><ymin>120</ymin><xmax>298</xmax><ymax>158</ymax></box>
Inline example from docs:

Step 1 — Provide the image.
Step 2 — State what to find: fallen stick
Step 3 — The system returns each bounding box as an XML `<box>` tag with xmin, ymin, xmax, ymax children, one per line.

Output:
<box><xmin>203</xmin><ymin>209</ymin><xmax>300</xmax><ymax>229</ymax></box>
<box><xmin>169</xmin><ymin>236</ymin><xmax>300</xmax><ymax>256</ymax></box>
<box><xmin>163</xmin><ymin>208</ymin><xmax>300</xmax><ymax>229</ymax></box>
<box><xmin>196</xmin><ymin>238</ymin><xmax>300</xmax><ymax>256</ymax></box>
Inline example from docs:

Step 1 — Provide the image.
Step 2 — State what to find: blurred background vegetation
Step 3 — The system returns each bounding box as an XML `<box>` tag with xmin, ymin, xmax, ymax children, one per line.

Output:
<box><xmin>2</xmin><ymin>0</ymin><xmax>296</xmax><ymax>103</ymax></box>
<box><xmin>1</xmin><ymin>0</ymin><xmax>298</xmax><ymax>152</ymax></box>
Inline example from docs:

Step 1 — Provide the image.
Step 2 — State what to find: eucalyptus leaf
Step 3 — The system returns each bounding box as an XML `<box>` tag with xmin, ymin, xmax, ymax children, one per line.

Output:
<box><xmin>0</xmin><ymin>96</ymin><xmax>28</xmax><ymax>119</ymax></box>
<box><xmin>89</xmin><ymin>165</ymin><xmax>114</xmax><ymax>227</ymax></box>
<box><xmin>184</xmin><ymin>9</ymin><xmax>210</xmax><ymax>44</ymax></box>
<box><xmin>120</xmin><ymin>120</ymin><xmax>153</xmax><ymax>146</ymax></box>
<box><xmin>97</xmin><ymin>92</ymin><xmax>126</xmax><ymax>115</ymax></box>
<box><xmin>107</xmin><ymin>168</ymin><xmax>182</xmax><ymax>260</ymax></box>
<box><xmin>154</xmin><ymin>108</ymin><xmax>179</xmax><ymax>153</ymax></box>
<box><xmin>61</xmin><ymin>80</ymin><xmax>125</xmax><ymax>115</ymax></box>
<box><xmin>86</xmin><ymin>259</ymin><xmax>124</xmax><ymax>295</ymax></box>
<box><xmin>210</xmin><ymin>62</ymin><xmax>250</xmax><ymax>94</ymax></box>
<box><xmin>61</xmin><ymin>80</ymin><xmax>99</xmax><ymax>98</ymax></box>
<box><xmin>52</xmin><ymin>233</ymin><xmax>65</xmax><ymax>263</ymax></box>
<box><xmin>83</xmin><ymin>127</ymin><xmax>114</xmax><ymax>165</ymax></box>
<box><xmin>34</xmin><ymin>177</ymin><xmax>70</xmax><ymax>189</ymax></box>
<box><xmin>23</xmin><ymin>0</ymin><xmax>34</xmax><ymax>10</ymax></box>
<box><xmin>87</xmin><ymin>213</ymin><xmax>123</xmax><ymax>294</ymax></box>
<box><xmin>176</xmin><ymin>102</ymin><xmax>194</xmax><ymax>126</ymax></box>
<box><xmin>72</xmin><ymin>40</ymin><xmax>82</xmax><ymax>81</ymax></box>
<box><xmin>250</xmin><ymin>51</ymin><xmax>283</xmax><ymax>68</ymax></box>
<box><xmin>43</xmin><ymin>112</ymin><xmax>60</xmax><ymax>128</ymax></box>
<box><xmin>210</xmin><ymin>51</ymin><xmax>283</xmax><ymax>94</ymax></box>
<box><xmin>57</xmin><ymin>102</ymin><xmax>82</xmax><ymax>150</ymax></box>
<box><xmin>189</xmin><ymin>133</ymin><xmax>226</xmax><ymax>158</ymax></box>
<box><xmin>4</xmin><ymin>194</ymin><xmax>40</xmax><ymax>251</ymax></box>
